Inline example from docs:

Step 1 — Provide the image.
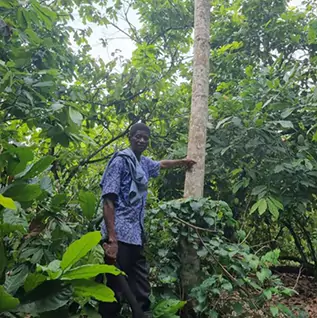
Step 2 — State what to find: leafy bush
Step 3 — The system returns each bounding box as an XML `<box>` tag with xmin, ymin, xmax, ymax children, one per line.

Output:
<box><xmin>146</xmin><ymin>198</ymin><xmax>295</xmax><ymax>317</ymax></box>
<box><xmin>1</xmin><ymin>231</ymin><xmax>120</xmax><ymax>316</ymax></box>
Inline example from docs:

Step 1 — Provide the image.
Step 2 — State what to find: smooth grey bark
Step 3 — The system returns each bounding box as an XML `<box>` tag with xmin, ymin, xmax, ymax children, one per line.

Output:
<box><xmin>180</xmin><ymin>0</ymin><xmax>211</xmax><ymax>317</ymax></box>
<box><xmin>184</xmin><ymin>0</ymin><xmax>210</xmax><ymax>198</ymax></box>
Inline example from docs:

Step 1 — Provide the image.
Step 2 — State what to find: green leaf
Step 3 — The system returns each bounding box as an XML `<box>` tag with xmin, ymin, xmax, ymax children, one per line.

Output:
<box><xmin>270</xmin><ymin>306</ymin><xmax>279</xmax><ymax>317</ymax></box>
<box><xmin>0</xmin><ymin>285</ymin><xmax>19</xmax><ymax>312</ymax></box>
<box><xmin>250</xmin><ymin>198</ymin><xmax>267</xmax><ymax>215</ymax></box>
<box><xmin>269</xmin><ymin>197</ymin><xmax>283</xmax><ymax>210</ymax></box>
<box><xmin>33</xmin><ymin>81</ymin><xmax>54</xmax><ymax>87</ymax></box>
<box><xmin>189</xmin><ymin>201</ymin><xmax>203</xmax><ymax>212</ymax></box>
<box><xmin>209</xmin><ymin>310</ymin><xmax>218</xmax><ymax>318</ymax></box>
<box><xmin>17</xmin><ymin>283</ymin><xmax>72</xmax><ymax>314</ymax></box>
<box><xmin>233</xmin><ymin>302</ymin><xmax>243</xmax><ymax>314</ymax></box>
<box><xmin>24</xmin><ymin>273</ymin><xmax>47</xmax><ymax>292</ymax></box>
<box><xmin>0</xmin><ymin>194</ymin><xmax>16</xmax><ymax>210</ymax></box>
<box><xmin>250</xmin><ymin>200</ymin><xmax>261</xmax><ymax>214</ymax></box>
<box><xmin>267</xmin><ymin>198</ymin><xmax>279</xmax><ymax>220</ymax></box>
<box><xmin>0</xmin><ymin>1</ymin><xmax>15</xmax><ymax>8</ymax></box>
<box><xmin>263</xmin><ymin>289</ymin><xmax>272</xmax><ymax>300</ymax></box>
<box><xmin>4</xmin><ymin>184</ymin><xmax>42</xmax><ymax>202</ymax></box>
<box><xmin>36</xmin><ymin>260</ymin><xmax>62</xmax><ymax>280</ymax></box>
<box><xmin>61</xmin><ymin>264</ymin><xmax>121</xmax><ymax>280</ymax></box>
<box><xmin>60</xmin><ymin>231</ymin><xmax>101</xmax><ymax>271</ymax></box>
<box><xmin>153</xmin><ymin>299</ymin><xmax>187</xmax><ymax>317</ymax></box>
<box><xmin>4</xmin><ymin>264</ymin><xmax>29</xmax><ymax>294</ymax></box>
<box><xmin>258</xmin><ymin>198</ymin><xmax>267</xmax><ymax>215</ymax></box>
<box><xmin>276</xmin><ymin>120</ymin><xmax>294</xmax><ymax>129</ymax></box>
<box><xmin>23</xmin><ymin>156</ymin><xmax>55</xmax><ymax>179</ymax></box>
<box><xmin>281</xmin><ymin>108</ymin><xmax>294</xmax><ymax>119</ymax></box>
<box><xmin>69</xmin><ymin>107</ymin><xmax>83</xmax><ymax>126</ymax></box>
<box><xmin>79</xmin><ymin>190</ymin><xmax>97</xmax><ymax>220</ymax></box>
<box><xmin>72</xmin><ymin>280</ymin><xmax>115</xmax><ymax>302</ymax></box>
<box><xmin>251</xmin><ymin>185</ymin><xmax>267</xmax><ymax>196</ymax></box>
<box><xmin>256</xmin><ymin>268</ymin><xmax>271</xmax><ymax>283</ymax></box>
<box><xmin>7</xmin><ymin>146</ymin><xmax>34</xmax><ymax>175</ymax></box>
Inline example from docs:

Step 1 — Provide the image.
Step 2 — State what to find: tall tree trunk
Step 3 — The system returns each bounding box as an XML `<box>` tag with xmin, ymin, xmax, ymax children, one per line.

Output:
<box><xmin>180</xmin><ymin>0</ymin><xmax>210</xmax><ymax>317</ymax></box>
<box><xmin>184</xmin><ymin>0</ymin><xmax>210</xmax><ymax>198</ymax></box>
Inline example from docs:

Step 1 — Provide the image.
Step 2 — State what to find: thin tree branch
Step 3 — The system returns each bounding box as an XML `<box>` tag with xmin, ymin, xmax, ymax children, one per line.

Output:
<box><xmin>63</xmin><ymin>122</ymin><xmax>135</xmax><ymax>187</ymax></box>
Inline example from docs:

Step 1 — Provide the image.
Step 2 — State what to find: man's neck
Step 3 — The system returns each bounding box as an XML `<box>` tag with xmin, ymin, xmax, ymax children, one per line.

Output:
<box><xmin>131</xmin><ymin>148</ymin><xmax>141</xmax><ymax>161</ymax></box>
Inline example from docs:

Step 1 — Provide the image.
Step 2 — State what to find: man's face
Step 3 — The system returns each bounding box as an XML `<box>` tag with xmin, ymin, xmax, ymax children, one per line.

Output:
<box><xmin>130</xmin><ymin>130</ymin><xmax>149</xmax><ymax>154</ymax></box>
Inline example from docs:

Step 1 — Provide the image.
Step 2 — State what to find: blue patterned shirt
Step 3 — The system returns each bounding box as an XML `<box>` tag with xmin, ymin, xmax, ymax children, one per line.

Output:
<box><xmin>100</xmin><ymin>154</ymin><xmax>160</xmax><ymax>245</ymax></box>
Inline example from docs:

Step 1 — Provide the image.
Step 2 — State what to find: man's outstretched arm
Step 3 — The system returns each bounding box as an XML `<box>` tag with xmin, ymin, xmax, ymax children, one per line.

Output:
<box><xmin>160</xmin><ymin>158</ymin><xmax>196</xmax><ymax>170</ymax></box>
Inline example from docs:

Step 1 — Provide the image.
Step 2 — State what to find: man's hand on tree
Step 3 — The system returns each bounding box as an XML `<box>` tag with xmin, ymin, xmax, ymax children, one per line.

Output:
<box><xmin>181</xmin><ymin>158</ymin><xmax>196</xmax><ymax>170</ymax></box>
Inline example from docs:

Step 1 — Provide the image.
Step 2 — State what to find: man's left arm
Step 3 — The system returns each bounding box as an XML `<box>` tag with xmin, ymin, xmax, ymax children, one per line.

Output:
<box><xmin>160</xmin><ymin>158</ymin><xmax>196</xmax><ymax>170</ymax></box>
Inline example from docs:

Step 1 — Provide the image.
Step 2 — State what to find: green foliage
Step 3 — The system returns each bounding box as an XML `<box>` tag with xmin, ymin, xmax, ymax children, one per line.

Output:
<box><xmin>1</xmin><ymin>0</ymin><xmax>317</xmax><ymax>316</ymax></box>
<box><xmin>0</xmin><ymin>285</ymin><xmax>19</xmax><ymax>312</ymax></box>
<box><xmin>1</xmin><ymin>231</ymin><xmax>120</xmax><ymax>315</ymax></box>
<box><xmin>60</xmin><ymin>231</ymin><xmax>102</xmax><ymax>271</ymax></box>
<box><xmin>146</xmin><ymin>198</ymin><xmax>295</xmax><ymax>317</ymax></box>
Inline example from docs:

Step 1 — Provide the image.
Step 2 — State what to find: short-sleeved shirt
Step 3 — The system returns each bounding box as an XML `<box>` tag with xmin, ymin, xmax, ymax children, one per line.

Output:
<box><xmin>100</xmin><ymin>155</ymin><xmax>160</xmax><ymax>246</ymax></box>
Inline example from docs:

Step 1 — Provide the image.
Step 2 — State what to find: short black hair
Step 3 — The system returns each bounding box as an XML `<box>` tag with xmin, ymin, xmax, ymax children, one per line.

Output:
<box><xmin>129</xmin><ymin>123</ymin><xmax>150</xmax><ymax>137</ymax></box>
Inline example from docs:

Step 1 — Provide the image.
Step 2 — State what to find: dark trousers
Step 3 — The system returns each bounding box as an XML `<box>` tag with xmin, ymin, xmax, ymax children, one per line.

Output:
<box><xmin>98</xmin><ymin>241</ymin><xmax>151</xmax><ymax>318</ymax></box>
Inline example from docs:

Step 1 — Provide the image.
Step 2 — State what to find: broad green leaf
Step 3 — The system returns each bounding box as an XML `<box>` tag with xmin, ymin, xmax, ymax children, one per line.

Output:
<box><xmin>69</xmin><ymin>107</ymin><xmax>83</xmax><ymax>126</ymax></box>
<box><xmin>72</xmin><ymin>280</ymin><xmax>115</xmax><ymax>302</ymax></box>
<box><xmin>24</xmin><ymin>273</ymin><xmax>47</xmax><ymax>292</ymax></box>
<box><xmin>263</xmin><ymin>289</ymin><xmax>272</xmax><ymax>300</ymax></box>
<box><xmin>4</xmin><ymin>264</ymin><xmax>29</xmax><ymax>294</ymax></box>
<box><xmin>0</xmin><ymin>194</ymin><xmax>16</xmax><ymax>210</ymax></box>
<box><xmin>250</xmin><ymin>200</ymin><xmax>260</xmax><ymax>214</ymax></box>
<box><xmin>270</xmin><ymin>306</ymin><xmax>279</xmax><ymax>317</ymax></box>
<box><xmin>189</xmin><ymin>201</ymin><xmax>203</xmax><ymax>212</ymax></box>
<box><xmin>233</xmin><ymin>302</ymin><xmax>243</xmax><ymax>315</ymax></box>
<box><xmin>267</xmin><ymin>198</ymin><xmax>279</xmax><ymax>220</ymax></box>
<box><xmin>251</xmin><ymin>185</ymin><xmax>267</xmax><ymax>196</ymax></box>
<box><xmin>261</xmin><ymin>249</ymin><xmax>280</xmax><ymax>266</ymax></box>
<box><xmin>209</xmin><ymin>310</ymin><xmax>218</xmax><ymax>318</ymax></box>
<box><xmin>268</xmin><ymin>197</ymin><xmax>283</xmax><ymax>210</ymax></box>
<box><xmin>0</xmin><ymin>223</ymin><xmax>26</xmax><ymax>235</ymax></box>
<box><xmin>79</xmin><ymin>190</ymin><xmax>97</xmax><ymax>220</ymax></box>
<box><xmin>60</xmin><ymin>231</ymin><xmax>101</xmax><ymax>271</ymax></box>
<box><xmin>23</xmin><ymin>156</ymin><xmax>55</xmax><ymax>179</ymax></box>
<box><xmin>33</xmin><ymin>81</ymin><xmax>54</xmax><ymax>87</ymax></box>
<box><xmin>61</xmin><ymin>264</ymin><xmax>121</xmax><ymax>280</ymax></box>
<box><xmin>4</xmin><ymin>184</ymin><xmax>42</xmax><ymax>202</ymax></box>
<box><xmin>281</xmin><ymin>108</ymin><xmax>294</xmax><ymax>119</ymax></box>
<box><xmin>7</xmin><ymin>146</ymin><xmax>34</xmax><ymax>175</ymax></box>
<box><xmin>17</xmin><ymin>283</ymin><xmax>72</xmax><ymax>314</ymax></box>
<box><xmin>276</xmin><ymin>120</ymin><xmax>294</xmax><ymax>129</ymax></box>
<box><xmin>256</xmin><ymin>268</ymin><xmax>271</xmax><ymax>283</ymax></box>
<box><xmin>258</xmin><ymin>198</ymin><xmax>267</xmax><ymax>215</ymax></box>
<box><xmin>36</xmin><ymin>260</ymin><xmax>62</xmax><ymax>280</ymax></box>
<box><xmin>87</xmin><ymin>244</ymin><xmax>104</xmax><ymax>265</ymax></box>
<box><xmin>0</xmin><ymin>1</ymin><xmax>15</xmax><ymax>8</ymax></box>
<box><xmin>3</xmin><ymin>208</ymin><xmax>28</xmax><ymax>229</ymax></box>
<box><xmin>0</xmin><ymin>285</ymin><xmax>19</xmax><ymax>312</ymax></box>
<box><xmin>153</xmin><ymin>299</ymin><xmax>187</xmax><ymax>317</ymax></box>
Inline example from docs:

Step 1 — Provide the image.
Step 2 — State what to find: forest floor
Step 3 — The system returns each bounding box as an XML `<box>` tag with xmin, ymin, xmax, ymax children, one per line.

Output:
<box><xmin>249</xmin><ymin>272</ymin><xmax>317</xmax><ymax>317</ymax></box>
<box><xmin>278</xmin><ymin>273</ymin><xmax>317</xmax><ymax>317</ymax></box>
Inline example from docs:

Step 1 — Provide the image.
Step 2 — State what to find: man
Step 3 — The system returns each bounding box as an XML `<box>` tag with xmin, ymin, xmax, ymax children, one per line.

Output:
<box><xmin>99</xmin><ymin>123</ymin><xmax>195</xmax><ymax>318</ymax></box>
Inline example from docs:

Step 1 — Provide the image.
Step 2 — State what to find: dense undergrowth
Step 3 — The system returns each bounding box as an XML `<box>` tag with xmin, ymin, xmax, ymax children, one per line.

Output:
<box><xmin>1</xmin><ymin>0</ymin><xmax>317</xmax><ymax>317</ymax></box>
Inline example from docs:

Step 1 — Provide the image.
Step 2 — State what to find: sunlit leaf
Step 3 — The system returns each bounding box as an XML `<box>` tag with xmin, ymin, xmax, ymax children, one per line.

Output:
<box><xmin>72</xmin><ymin>280</ymin><xmax>115</xmax><ymax>302</ymax></box>
<box><xmin>61</xmin><ymin>264</ymin><xmax>121</xmax><ymax>280</ymax></box>
<box><xmin>0</xmin><ymin>194</ymin><xmax>16</xmax><ymax>210</ymax></box>
<box><xmin>60</xmin><ymin>231</ymin><xmax>101</xmax><ymax>271</ymax></box>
